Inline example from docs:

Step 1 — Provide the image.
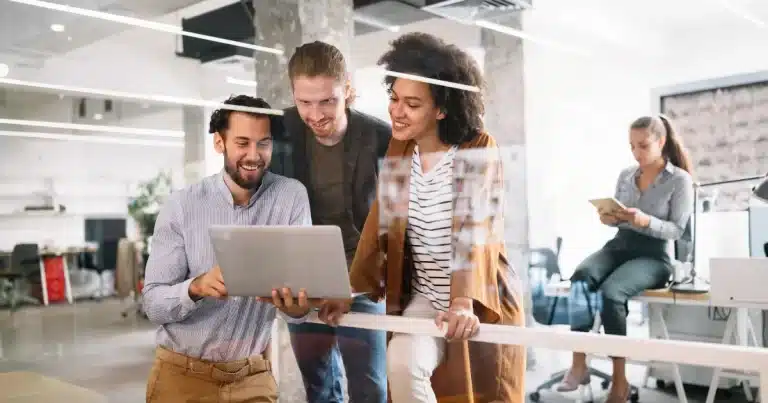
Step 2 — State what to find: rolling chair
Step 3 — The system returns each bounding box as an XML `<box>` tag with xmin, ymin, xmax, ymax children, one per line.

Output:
<box><xmin>0</xmin><ymin>243</ymin><xmax>42</xmax><ymax>310</ymax></box>
<box><xmin>529</xmin><ymin>233</ymin><xmax>646</xmax><ymax>403</ymax></box>
<box><xmin>529</xmin><ymin>237</ymin><xmax>566</xmax><ymax>326</ymax></box>
<box><xmin>530</xmin><ymin>229</ymin><xmax>693</xmax><ymax>403</ymax></box>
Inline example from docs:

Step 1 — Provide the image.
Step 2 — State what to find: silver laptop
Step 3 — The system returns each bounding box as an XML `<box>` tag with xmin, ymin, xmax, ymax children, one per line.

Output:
<box><xmin>209</xmin><ymin>225</ymin><xmax>353</xmax><ymax>299</ymax></box>
<box><xmin>710</xmin><ymin>257</ymin><xmax>768</xmax><ymax>308</ymax></box>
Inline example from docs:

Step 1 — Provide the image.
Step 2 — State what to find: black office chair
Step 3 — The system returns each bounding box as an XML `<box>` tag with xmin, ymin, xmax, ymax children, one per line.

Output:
<box><xmin>529</xmin><ymin>237</ymin><xmax>567</xmax><ymax>325</ymax></box>
<box><xmin>529</xmin><ymin>235</ymin><xmax>639</xmax><ymax>403</ymax></box>
<box><xmin>0</xmin><ymin>243</ymin><xmax>42</xmax><ymax>310</ymax></box>
<box><xmin>529</xmin><ymin>236</ymin><xmax>563</xmax><ymax>281</ymax></box>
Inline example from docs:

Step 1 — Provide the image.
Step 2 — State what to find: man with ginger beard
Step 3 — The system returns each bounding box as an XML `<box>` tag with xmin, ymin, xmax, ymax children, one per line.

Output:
<box><xmin>142</xmin><ymin>95</ymin><xmax>313</xmax><ymax>403</ymax></box>
<box><xmin>270</xmin><ymin>41</ymin><xmax>391</xmax><ymax>403</ymax></box>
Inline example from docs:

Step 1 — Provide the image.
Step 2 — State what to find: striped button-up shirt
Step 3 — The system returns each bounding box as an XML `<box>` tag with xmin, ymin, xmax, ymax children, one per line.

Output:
<box><xmin>142</xmin><ymin>171</ymin><xmax>311</xmax><ymax>362</ymax></box>
<box><xmin>613</xmin><ymin>161</ymin><xmax>694</xmax><ymax>240</ymax></box>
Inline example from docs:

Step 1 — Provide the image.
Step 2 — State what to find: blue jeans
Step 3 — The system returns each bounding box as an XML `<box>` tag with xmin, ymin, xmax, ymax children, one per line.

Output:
<box><xmin>288</xmin><ymin>296</ymin><xmax>387</xmax><ymax>403</ymax></box>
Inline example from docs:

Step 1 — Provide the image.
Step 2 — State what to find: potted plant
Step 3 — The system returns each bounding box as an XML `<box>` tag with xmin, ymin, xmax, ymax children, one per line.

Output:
<box><xmin>127</xmin><ymin>171</ymin><xmax>173</xmax><ymax>242</ymax></box>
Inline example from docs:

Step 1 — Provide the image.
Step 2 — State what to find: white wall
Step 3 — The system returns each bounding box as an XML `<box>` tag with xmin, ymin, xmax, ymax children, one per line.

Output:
<box><xmin>0</xmin><ymin>95</ymin><xmax>184</xmax><ymax>249</ymax></box>
<box><xmin>522</xmin><ymin>3</ymin><xmax>662</xmax><ymax>274</ymax></box>
<box><xmin>522</xmin><ymin>0</ymin><xmax>768</xmax><ymax>274</ymax></box>
<box><xmin>0</xmin><ymin>134</ymin><xmax>182</xmax><ymax>249</ymax></box>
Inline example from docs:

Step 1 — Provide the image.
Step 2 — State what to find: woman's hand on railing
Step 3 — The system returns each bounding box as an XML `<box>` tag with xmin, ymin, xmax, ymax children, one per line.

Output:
<box><xmin>317</xmin><ymin>298</ymin><xmax>353</xmax><ymax>327</ymax></box>
<box><xmin>437</xmin><ymin>297</ymin><xmax>480</xmax><ymax>341</ymax></box>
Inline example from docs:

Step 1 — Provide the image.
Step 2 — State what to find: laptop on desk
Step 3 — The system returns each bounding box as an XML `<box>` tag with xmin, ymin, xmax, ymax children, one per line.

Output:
<box><xmin>209</xmin><ymin>225</ymin><xmax>355</xmax><ymax>300</ymax></box>
<box><xmin>709</xmin><ymin>257</ymin><xmax>768</xmax><ymax>308</ymax></box>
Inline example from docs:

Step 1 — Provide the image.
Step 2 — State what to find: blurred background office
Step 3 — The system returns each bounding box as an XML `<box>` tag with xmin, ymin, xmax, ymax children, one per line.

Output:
<box><xmin>1</xmin><ymin>0</ymin><xmax>768</xmax><ymax>402</ymax></box>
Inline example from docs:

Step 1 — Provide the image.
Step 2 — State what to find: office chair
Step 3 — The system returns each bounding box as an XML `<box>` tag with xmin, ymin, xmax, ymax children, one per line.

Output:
<box><xmin>529</xmin><ymin>236</ymin><xmax>563</xmax><ymax>280</ymax></box>
<box><xmin>529</xmin><ymin>237</ymin><xmax>568</xmax><ymax>326</ymax></box>
<box><xmin>0</xmin><ymin>243</ymin><xmax>42</xmax><ymax>310</ymax></box>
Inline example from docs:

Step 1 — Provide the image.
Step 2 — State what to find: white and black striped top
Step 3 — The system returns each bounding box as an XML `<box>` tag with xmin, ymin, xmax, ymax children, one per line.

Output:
<box><xmin>408</xmin><ymin>145</ymin><xmax>457</xmax><ymax>312</ymax></box>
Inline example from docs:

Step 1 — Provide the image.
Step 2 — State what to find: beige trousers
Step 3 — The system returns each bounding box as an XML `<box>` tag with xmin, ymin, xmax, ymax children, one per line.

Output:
<box><xmin>146</xmin><ymin>347</ymin><xmax>278</xmax><ymax>403</ymax></box>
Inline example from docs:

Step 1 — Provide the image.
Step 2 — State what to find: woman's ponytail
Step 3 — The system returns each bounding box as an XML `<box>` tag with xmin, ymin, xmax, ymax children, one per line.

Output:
<box><xmin>658</xmin><ymin>114</ymin><xmax>693</xmax><ymax>175</ymax></box>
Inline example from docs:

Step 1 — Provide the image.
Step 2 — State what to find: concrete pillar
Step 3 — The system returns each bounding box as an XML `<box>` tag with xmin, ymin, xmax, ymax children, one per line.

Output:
<box><xmin>252</xmin><ymin>1</ymin><xmax>354</xmax><ymax>400</ymax></box>
<box><xmin>481</xmin><ymin>12</ymin><xmax>537</xmax><ymax>368</ymax></box>
<box><xmin>182</xmin><ymin>105</ymin><xmax>208</xmax><ymax>186</ymax></box>
<box><xmin>252</xmin><ymin>0</ymin><xmax>354</xmax><ymax>109</ymax></box>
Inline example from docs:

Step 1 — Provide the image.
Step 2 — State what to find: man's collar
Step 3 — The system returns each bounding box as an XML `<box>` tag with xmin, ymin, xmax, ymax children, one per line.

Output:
<box><xmin>215</xmin><ymin>169</ymin><xmax>272</xmax><ymax>207</ymax></box>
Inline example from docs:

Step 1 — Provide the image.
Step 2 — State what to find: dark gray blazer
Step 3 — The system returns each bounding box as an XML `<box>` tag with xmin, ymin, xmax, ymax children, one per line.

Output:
<box><xmin>271</xmin><ymin>107</ymin><xmax>391</xmax><ymax>232</ymax></box>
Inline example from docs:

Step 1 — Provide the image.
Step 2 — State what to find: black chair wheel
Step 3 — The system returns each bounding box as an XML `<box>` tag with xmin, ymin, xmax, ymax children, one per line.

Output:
<box><xmin>655</xmin><ymin>379</ymin><xmax>666</xmax><ymax>389</ymax></box>
<box><xmin>601</xmin><ymin>380</ymin><xmax>610</xmax><ymax>389</ymax></box>
<box><xmin>630</xmin><ymin>390</ymin><xmax>639</xmax><ymax>402</ymax></box>
<box><xmin>529</xmin><ymin>391</ymin><xmax>540</xmax><ymax>402</ymax></box>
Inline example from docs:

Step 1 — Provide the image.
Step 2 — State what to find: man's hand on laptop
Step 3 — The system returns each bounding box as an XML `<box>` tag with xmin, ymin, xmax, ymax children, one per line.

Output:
<box><xmin>259</xmin><ymin>288</ymin><xmax>313</xmax><ymax>318</ymax></box>
<box><xmin>318</xmin><ymin>299</ymin><xmax>353</xmax><ymax>327</ymax></box>
<box><xmin>189</xmin><ymin>266</ymin><xmax>228</xmax><ymax>301</ymax></box>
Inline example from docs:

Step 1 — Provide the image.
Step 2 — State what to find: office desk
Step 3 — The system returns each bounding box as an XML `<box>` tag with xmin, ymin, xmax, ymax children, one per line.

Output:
<box><xmin>545</xmin><ymin>281</ymin><xmax>760</xmax><ymax>403</ymax></box>
<box><xmin>0</xmin><ymin>371</ymin><xmax>106</xmax><ymax>402</ymax></box>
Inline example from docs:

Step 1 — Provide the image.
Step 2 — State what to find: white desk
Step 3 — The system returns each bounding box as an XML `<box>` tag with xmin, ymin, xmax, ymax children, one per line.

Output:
<box><xmin>545</xmin><ymin>282</ymin><xmax>760</xmax><ymax>403</ymax></box>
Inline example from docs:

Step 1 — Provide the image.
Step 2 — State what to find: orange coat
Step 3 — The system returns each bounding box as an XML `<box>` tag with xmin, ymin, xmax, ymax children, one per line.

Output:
<box><xmin>349</xmin><ymin>132</ymin><xmax>526</xmax><ymax>402</ymax></box>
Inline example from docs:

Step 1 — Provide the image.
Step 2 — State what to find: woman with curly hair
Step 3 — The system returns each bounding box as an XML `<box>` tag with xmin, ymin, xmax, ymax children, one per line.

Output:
<box><xmin>319</xmin><ymin>32</ymin><xmax>525</xmax><ymax>403</ymax></box>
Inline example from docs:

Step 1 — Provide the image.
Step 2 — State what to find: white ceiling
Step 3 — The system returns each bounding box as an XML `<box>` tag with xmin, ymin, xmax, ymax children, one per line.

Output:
<box><xmin>0</xmin><ymin>0</ymin><xmax>203</xmax><ymax>68</ymax></box>
<box><xmin>584</xmin><ymin>0</ymin><xmax>768</xmax><ymax>37</ymax></box>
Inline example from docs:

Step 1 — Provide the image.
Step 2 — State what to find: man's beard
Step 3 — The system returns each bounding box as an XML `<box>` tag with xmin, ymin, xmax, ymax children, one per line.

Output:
<box><xmin>223</xmin><ymin>149</ymin><xmax>264</xmax><ymax>190</ymax></box>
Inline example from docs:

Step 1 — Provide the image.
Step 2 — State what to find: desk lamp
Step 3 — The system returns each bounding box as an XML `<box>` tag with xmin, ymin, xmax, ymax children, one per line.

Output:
<box><xmin>671</xmin><ymin>174</ymin><xmax>768</xmax><ymax>294</ymax></box>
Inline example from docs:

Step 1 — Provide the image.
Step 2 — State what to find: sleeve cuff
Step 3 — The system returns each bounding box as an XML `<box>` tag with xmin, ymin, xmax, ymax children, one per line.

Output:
<box><xmin>647</xmin><ymin>216</ymin><xmax>663</xmax><ymax>233</ymax></box>
<box><xmin>179</xmin><ymin>278</ymin><xmax>203</xmax><ymax>313</ymax></box>
<box><xmin>279</xmin><ymin>310</ymin><xmax>311</xmax><ymax>324</ymax></box>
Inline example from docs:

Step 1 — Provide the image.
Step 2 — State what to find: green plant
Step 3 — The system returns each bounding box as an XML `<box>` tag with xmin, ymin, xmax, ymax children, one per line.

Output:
<box><xmin>128</xmin><ymin>171</ymin><xmax>173</xmax><ymax>238</ymax></box>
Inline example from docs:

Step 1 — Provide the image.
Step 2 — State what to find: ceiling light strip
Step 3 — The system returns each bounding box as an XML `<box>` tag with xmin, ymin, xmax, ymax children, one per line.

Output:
<box><xmin>379</xmin><ymin>70</ymin><xmax>480</xmax><ymax>92</ymax></box>
<box><xmin>8</xmin><ymin>0</ymin><xmax>283</xmax><ymax>55</ymax></box>
<box><xmin>0</xmin><ymin>78</ymin><xmax>284</xmax><ymax>116</ymax></box>
<box><xmin>421</xmin><ymin>0</ymin><xmax>466</xmax><ymax>11</ymax></box>
<box><xmin>0</xmin><ymin>130</ymin><xmax>183</xmax><ymax>148</ymax></box>
<box><xmin>0</xmin><ymin>118</ymin><xmax>183</xmax><ymax>138</ymax></box>
<box><xmin>226</xmin><ymin>77</ymin><xmax>259</xmax><ymax>88</ymax></box>
<box><xmin>353</xmin><ymin>15</ymin><xmax>400</xmax><ymax>32</ymax></box>
<box><xmin>474</xmin><ymin>19</ymin><xmax>590</xmax><ymax>56</ymax></box>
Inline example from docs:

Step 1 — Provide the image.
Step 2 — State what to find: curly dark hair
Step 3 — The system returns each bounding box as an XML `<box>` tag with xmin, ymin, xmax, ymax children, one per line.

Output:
<box><xmin>208</xmin><ymin>94</ymin><xmax>283</xmax><ymax>137</ymax></box>
<box><xmin>377</xmin><ymin>32</ymin><xmax>485</xmax><ymax>145</ymax></box>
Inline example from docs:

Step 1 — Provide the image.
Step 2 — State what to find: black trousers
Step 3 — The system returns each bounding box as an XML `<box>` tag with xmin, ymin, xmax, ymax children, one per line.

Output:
<box><xmin>570</xmin><ymin>231</ymin><xmax>672</xmax><ymax>336</ymax></box>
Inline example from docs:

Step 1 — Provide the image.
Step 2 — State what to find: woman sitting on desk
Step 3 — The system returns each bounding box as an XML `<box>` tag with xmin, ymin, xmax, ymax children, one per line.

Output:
<box><xmin>557</xmin><ymin>115</ymin><xmax>694</xmax><ymax>402</ymax></box>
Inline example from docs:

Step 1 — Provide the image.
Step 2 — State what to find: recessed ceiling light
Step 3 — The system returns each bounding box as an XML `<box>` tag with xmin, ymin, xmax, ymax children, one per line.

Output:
<box><xmin>50</xmin><ymin>23</ymin><xmax>65</xmax><ymax>32</ymax></box>
<box><xmin>93</xmin><ymin>113</ymin><xmax>103</xmax><ymax>120</ymax></box>
<box><xmin>0</xmin><ymin>63</ymin><xmax>8</xmax><ymax>78</ymax></box>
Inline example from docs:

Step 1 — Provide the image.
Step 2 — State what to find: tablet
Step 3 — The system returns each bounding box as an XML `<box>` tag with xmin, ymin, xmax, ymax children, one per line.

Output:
<box><xmin>588</xmin><ymin>197</ymin><xmax>627</xmax><ymax>214</ymax></box>
<box><xmin>209</xmin><ymin>225</ymin><xmax>354</xmax><ymax>299</ymax></box>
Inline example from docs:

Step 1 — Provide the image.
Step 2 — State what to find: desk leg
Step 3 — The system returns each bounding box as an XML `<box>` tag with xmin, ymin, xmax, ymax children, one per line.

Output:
<box><xmin>651</xmin><ymin>304</ymin><xmax>688</xmax><ymax>403</ymax></box>
<box><xmin>737</xmin><ymin>308</ymin><xmax>756</xmax><ymax>401</ymax></box>
<box><xmin>705</xmin><ymin>313</ymin><xmax>737</xmax><ymax>403</ymax></box>
<box><xmin>746</xmin><ymin>312</ymin><xmax>763</xmax><ymax>401</ymax></box>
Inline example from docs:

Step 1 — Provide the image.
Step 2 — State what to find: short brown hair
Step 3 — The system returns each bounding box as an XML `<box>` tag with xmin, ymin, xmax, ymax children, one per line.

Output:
<box><xmin>288</xmin><ymin>41</ymin><xmax>347</xmax><ymax>83</ymax></box>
